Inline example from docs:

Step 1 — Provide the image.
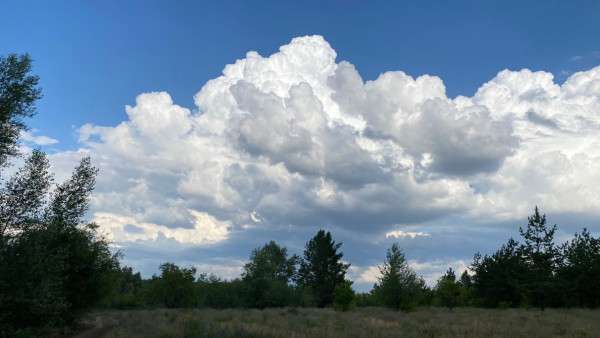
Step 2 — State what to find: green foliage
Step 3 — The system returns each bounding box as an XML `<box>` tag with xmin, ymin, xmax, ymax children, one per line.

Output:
<box><xmin>118</xmin><ymin>266</ymin><xmax>143</xmax><ymax>295</ymax></box>
<box><xmin>0</xmin><ymin>149</ymin><xmax>52</xmax><ymax>237</ymax></box>
<box><xmin>557</xmin><ymin>228</ymin><xmax>600</xmax><ymax>308</ymax></box>
<box><xmin>143</xmin><ymin>262</ymin><xmax>197</xmax><ymax>308</ymax></box>
<box><xmin>435</xmin><ymin>268</ymin><xmax>462</xmax><ymax>309</ymax></box>
<box><xmin>242</xmin><ymin>240</ymin><xmax>298</xmax><ymax>308</ymax></box>
<box><xmin>297</xmin><ymin>230</ymin><xmax>349</xmax><ymax>308</ymax></box>
<box><xmin>108</xmin><ymin>266</ymin><xmax>143</xmax><ymax>309</ymax></box>
<box><xmin>458</xmin><ymin>270</ymin><xmax>475</xmax><ymax>306</ymax></box>
<box><xmin>355</xmin><ymin>292</ymin><xmax>377</xmax><ymax>307</ymax></box>
<box><xmin>471</xmin><ymin>237</ymin><xmax>525</xmax><ymax>308</ymax></box>
<box><xmin>0</xmin><ymin>54</ymin><xmax>42</xmax><ymax>166</ymax></box>
<box><xmin>0</xmin><ymin>152</ymin><xmax>120</xmax><ymax>335</ymax></box>
<box><xmin>373</xmin><ymin>243</ymin><xmax>421</xmax><ymax>311</ymax></box>
<box><xmin>519</xmin><ymin>206</ymin><xmax>558</xmax><ymax>310</ymax></box>
<box><xmin>294</xmin><ymin>284</ymin><xmax>317</xmax><ymax>308</ymax></box>
<box><xmin>333</xmin><ymin>282</ymin><xmax>356</xmax><ymax>311</ymax></box>
<box><xmin>196</xmin><ymin>274</ymin><xmax>245</xmax><ymax>309</ymax></box>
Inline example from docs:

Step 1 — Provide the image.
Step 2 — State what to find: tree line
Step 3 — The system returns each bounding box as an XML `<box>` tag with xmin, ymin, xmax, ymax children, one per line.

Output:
<box><xmin>105</xmin><ymin>207</ymin><xmax>600</xmax><ymax>313</ymax></box>
<box><xmin>2</xmin><ymin>53</ymin><xmax>600</xmax><ymax>336</ymax></box>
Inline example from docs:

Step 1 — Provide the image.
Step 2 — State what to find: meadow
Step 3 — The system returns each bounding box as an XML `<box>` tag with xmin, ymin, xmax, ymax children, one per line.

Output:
<box><xmin>91</xmin><ymin>307</ymin><xmax>598</xmax><ymax>338</ymax></box>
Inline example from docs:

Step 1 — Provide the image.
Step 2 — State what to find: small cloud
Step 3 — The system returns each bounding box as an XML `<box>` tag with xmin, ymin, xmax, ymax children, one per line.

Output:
<box><xmin>570</xmin><ymin>51</ymin><xmax>600</xmax><ymax>62</ymax></box>
<box><xmin>250</xmin><ymin>211</ymin><xmax>262</xmax><ymax>223</ymax></box>
<box><xmin>20</xmin><ymin>131</ymin><xmax>59</xmax><ymax>146</ymax></box>
<box><xmin>356</xmin><ymin>265</ymin><xmax>381</xmax><ymax>284</ymax></box>
<box><xmin>386</xmin><ymin>230</ymin><xmax>430</xmax><ymax>239</ymax></box>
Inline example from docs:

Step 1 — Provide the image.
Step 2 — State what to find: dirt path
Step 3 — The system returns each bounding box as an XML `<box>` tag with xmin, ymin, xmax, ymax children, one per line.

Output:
<box><xmin>70</xmin><ymin>315</ymin><xmax>119</xmax><ymax>338</ymax></box>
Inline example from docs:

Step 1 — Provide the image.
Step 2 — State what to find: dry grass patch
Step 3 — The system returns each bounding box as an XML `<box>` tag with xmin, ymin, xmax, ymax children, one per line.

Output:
<box><xmin>101</xmin><ymin>307</ymin><xmax>600</xmax><ymax>337</ymax></box>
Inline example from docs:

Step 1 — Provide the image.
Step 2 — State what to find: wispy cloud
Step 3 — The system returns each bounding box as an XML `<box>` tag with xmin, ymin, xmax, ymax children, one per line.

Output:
<box><xmin>20</xmin><ymin>130</ymin><xmax>59</xmax><ymax>146</ymax></box>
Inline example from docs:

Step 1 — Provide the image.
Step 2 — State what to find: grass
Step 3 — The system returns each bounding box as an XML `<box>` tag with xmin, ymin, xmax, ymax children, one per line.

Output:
<box><xmin>100</xmin><ymin>307</ymin><xmax>600</xmax><ymax>337</ymax></box>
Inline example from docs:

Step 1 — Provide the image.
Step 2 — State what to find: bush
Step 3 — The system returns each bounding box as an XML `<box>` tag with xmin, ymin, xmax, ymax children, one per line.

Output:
<box><xmin>333</xmin><ymin>282</ymin><xmax>355</xmax><ymax>311</ymax></box>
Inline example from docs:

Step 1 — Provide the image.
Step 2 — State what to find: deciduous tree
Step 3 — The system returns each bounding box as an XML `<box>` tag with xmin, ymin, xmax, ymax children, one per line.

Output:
<box><xmin>0</xmin><ymin>154</ymin><xmax>119</xmax><ymax>335</ymax></box>
<box><xmin>242</xmin><ymin>240</ymin><xmax>298</xmax><ymax>308</ymax></box>
<box><xmin>0</xmin><ymin>54</ymin><xmax>42</xmax><ymax>166</ymax></box>
<box><xmin>435</xmin><ymin>267</ymin><xmax>461</xmax><ymax>309</ymax></box>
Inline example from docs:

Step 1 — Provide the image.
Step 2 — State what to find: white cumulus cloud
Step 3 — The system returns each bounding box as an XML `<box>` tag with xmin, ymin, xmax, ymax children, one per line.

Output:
<box><xmin>45</xmin><ymin>35</ymin><xmax>600</xmax><ymax>263</ymax></box>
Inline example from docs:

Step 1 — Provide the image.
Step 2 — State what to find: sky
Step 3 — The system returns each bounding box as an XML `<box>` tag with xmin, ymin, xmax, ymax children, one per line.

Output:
<box><xmin>2</xmin><ymin>0</ymin><xmax>600</xmax><ymax>291</ymax></box>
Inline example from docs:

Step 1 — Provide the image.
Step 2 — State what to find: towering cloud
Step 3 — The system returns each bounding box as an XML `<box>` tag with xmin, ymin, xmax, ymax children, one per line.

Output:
<box><xmin>66</xmin><ymin>36</ymin><xmax>600</xmax><ymax>252</ymax></box>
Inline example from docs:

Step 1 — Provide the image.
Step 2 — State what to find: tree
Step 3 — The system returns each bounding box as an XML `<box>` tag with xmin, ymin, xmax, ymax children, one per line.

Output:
<box><xmin>297</xmin><ymin>230</ymin><xmax>349</xmax><ymax>308</ymax></box>
<box><xmin>458</xmin><ymin>270</ymin><xmax>475</xmax><ymax>306</ymax></box>
<box><xmin>372</xmin><ymin>243</ymin><xmax>421</xmax><ymax>311</ymax></box>
<box><xmin>557</xmin><ymin>228</ymin><xmax>600</xmax><ymax>308</ymax></box>
<box><xmin>0</xmin><ymin>153</ymin><xmax>120</xmax><ymax>335</ymax></box>
<box><xmin>435</xmin><ymin>268</ymin><xmax>461</xmax><ymax>310</ymax></box>
<box><xmin>196</xmin><ymin>274</ymin><xmax>246</xmax><ymax>309</ymax></box>
<box><xmin>471</xmin><ymin>237</ymin><xmax>525</xmax><ymax>308</ymax></box>
<box><xmin>242</xmin><ymin>240</ymin><xmax>298</xmax><ymax>308</ymax></box>
<box><xmin>519</xmin><ymin>206</ymin><xmax>558</xmax><ymax>309</ymax></box>
<box><xmin>144</xmin><ymin>263</ymin><xmax>197</xmax><ymax>308</ymax></box>
<box><xmin>0</xmin><ymin>54</ymin><xmax>42</xmax><ymax>166</ymax></box>
<box><xmin>110</xmin><ymin>266</ymin><xmax>143</xmax><ymax>309</ymax></box>
<box><xmin>0</xmin><ymin>148</ymin><xmax>53</xmax><ymax>238</ymax></box>
<box><xmin>333</xmin><ymin>282</ymin><xmax>355</xmax><ymax>311</ymax></box>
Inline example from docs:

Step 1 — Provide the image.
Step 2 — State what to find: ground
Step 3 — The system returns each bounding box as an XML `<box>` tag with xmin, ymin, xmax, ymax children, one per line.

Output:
<box><xmin>69</xmin><ymin>307</ymin><xmax>599</xmax><ymax>337</ymax></box>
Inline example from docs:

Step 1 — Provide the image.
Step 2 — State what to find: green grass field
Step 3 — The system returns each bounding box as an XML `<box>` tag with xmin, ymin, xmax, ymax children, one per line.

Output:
<box><xmin>93</xmin><ymin>307</ymin><xmax>599</xmax><ymax>337</ymax></box>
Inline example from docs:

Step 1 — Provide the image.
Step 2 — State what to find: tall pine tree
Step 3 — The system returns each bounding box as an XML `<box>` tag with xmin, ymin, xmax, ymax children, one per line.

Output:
<box><xmin>297</xmin><ymin>230</ymin><xmax>349</xmax><ymax>307</ymax></box>
<box><xmin>519</xmin><ymin>206</ymin><xmax>558</xmax><ymax>309</ymax></box>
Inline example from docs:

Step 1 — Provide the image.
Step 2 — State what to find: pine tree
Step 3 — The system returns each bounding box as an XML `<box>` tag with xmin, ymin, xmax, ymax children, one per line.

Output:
<box><xmin>557</xmin><ymin>228</ymin><xmax>600</xmax><ymax>308</ymax></box>
<box><xmin>373</xmin><ymin>243</ymin><xmax>421</xmax><ymax>311</ymax></box>
<box><xmin>297</xmin><ymin>230</ymin><xmax>349</xmax><ymax>308</ymax></box>
<box><xmin>519</xmin><ymin>206</ymin><xmax>558</xmax><ymax>310</ymax></box>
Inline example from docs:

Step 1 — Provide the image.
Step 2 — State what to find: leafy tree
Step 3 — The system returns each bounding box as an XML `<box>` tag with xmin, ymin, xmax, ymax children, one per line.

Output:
<box><xmin>0</xmin><ymin>153</ymin><xmax>120</xmax><ymax>335</ymax></box>
<box><xmin>471</xmin><ymin>237</ymin><xmax>525</xmax><ymax>308</ymax></box>
<box><xmin>297</xmin><ymin>230</ymin><xmax>350</xmax><ymax>308</ymax></box>
<box><xmin>333</xmin><ymin>282</ymin><xmax>355</xmax><ymax>311</ymax></box>
<box><xmin>372</xmin><ymin>243</ymin><xmax>421</xmax><ymax>311</ymax></box>
<box><xmin>242</xmin><ymin>240</ymin><xmax>298</xmax><ymax>308</ymax></box>
<box><xmin>0</xmin><ymin>148</ymin><xmax>52</xmax><ymax>238</ymax></box>
<box><xmin>0</xmin><ymin>54</ymin><xmax>42</xmax><ymax>166</ymax></box>
<box><xmin>196</xmin><ymin>274</ymin><xmax>246</xmax><ymax>309</ymax></box>
<box><xmin>519</xmin><ymin>206</ymin><xmax>558</xmax><ymax>309</ymax></box>
<box><xmin>355</xmin><ymin>292</ymin><xmax>377</xmax><ymax>307</ymax></box>
<box><xmin>110</xmin><ymin>266</ymin><xmax>143</xmax><ymax>309</ymax></box>
<box><xmin>557</xmin><ymin>228</ymin><xmax>600</xmax><ymax>308</ymax></box>
<box><xmin>0</xmin><ymin>55</ymin><xmax>119</xmax><ymax>334</ymax></box>
<box><xmin>435</xmin><ymin>268</ymin><xmax>461</xmax><ymax>309</ymax></box>
<box><xmin>144</xmin><ymin>262</ymin><xmax>197</xmax><ymax>308</ymax></box>
<box><xmin>117</xmin><ymin>266</ymin><xmax>143</xmax><ymax>295</ymax></box>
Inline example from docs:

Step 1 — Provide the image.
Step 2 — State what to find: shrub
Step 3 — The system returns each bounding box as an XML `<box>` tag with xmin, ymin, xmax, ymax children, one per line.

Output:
<box><xmin>333</xmin><ymin>282</ymin><xmax>355</xmax><ymax>311</ymax></box>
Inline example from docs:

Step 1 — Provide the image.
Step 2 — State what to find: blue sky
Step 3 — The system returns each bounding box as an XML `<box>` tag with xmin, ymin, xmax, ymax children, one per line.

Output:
<box><xmin>2</xmin><ymin>1</ymin><xmax>600</xmax><ymax>290</ymax></box>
